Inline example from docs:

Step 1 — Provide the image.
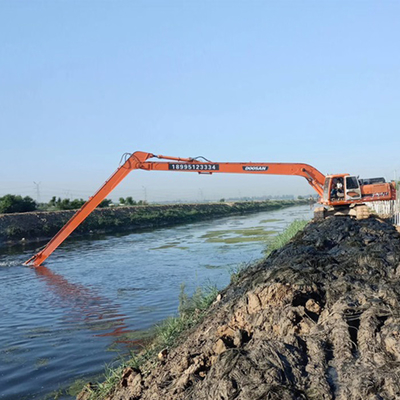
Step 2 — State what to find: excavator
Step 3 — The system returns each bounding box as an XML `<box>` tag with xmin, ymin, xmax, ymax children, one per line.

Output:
<box><xmin>24</xmin><ymin>151</ymin><xmax>397</xmax><ymax>267</ymax></box>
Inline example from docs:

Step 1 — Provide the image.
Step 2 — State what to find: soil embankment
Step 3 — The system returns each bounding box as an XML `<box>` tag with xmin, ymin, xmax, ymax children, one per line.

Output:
<box><xmin>97</xmin><ymin>216</ymin><xmax>400</xmax><ymax>400</ymax></box>
<box><xmin>0</xmin><ymin>200</ymin><xmax>307</xmax><ymax>247</ymax></box>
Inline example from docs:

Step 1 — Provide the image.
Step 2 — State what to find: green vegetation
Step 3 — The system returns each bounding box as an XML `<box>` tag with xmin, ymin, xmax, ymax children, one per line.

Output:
<box><xmin>68</xmin><ymin>378</ymin><xmax>93</xmax><ymax>397</ymax></box>
<box><xmin>230</xmin><ymin>261</ymin><xmax>252</xmax><ymax>284</ymax></box>
<box><xmin>47</xmin><ymin>196</ymin><xmax>113</xmax><ymax>210</ymax></box>
<box><xmin>205</xmin><ymin>264</ymin><xmax>224</xmax><ymax>269</ymax></box>
<box><xmin>206</xmin><ymin>236</ymin><xmax>272</xmax><ymax>244</ymax></box>
<box><xmin>202</xmin><ymin>227</ymin><xmax>270</xmax><ymax>238</ymax></box>
<box><xmin>119</xmin><ymin>196</ymin><xmax>136</xmax><ymax>205</ymax></box>
<box><xmin>34</xmin><ymin>358</ymin><xmax>49</xmax><ymax>369</ymax></box>
<box><xmin>0</xmin><ymin>199</ymin><xmax>309</xmax><ymax>243</ymax></box>
<box><xmin>264</xmin><ymin>219</ymin><xmax>308</xmax><ymax>256</ymax></box>
<box><xmin>260</xmin><ymin>218</ymin><xmax>282</xmax><ymax>223</ymax></box>
<box><xmin>156</xmin><ymin>285</ymin><xmax>219</xmax><ymax>349</ymax></box>
<box><xmin>0</xmin><ymin>194</ymin><xmax>116</xmax><ymax>213</ymax></box>
<box><xmin>201</xmin><ymin>227</ymin><xmax>278</xmax><ymax>244</ymax></box>
<box><xmin>0</xmin><ymin>196</ymin><xmax>307</xmax><ymax>215</ymax></box>
<box><xmin>119</xmin><ymin>196</ymin><xmax>147</xmax><ymax>206</ymax></box>
<box><xmin>0</xmin><ymin>194</ymin><xmax>37</xmax><ymax>213</ymax></box>
<box><xmin>48</xmin><ymin>196</ymin><xmax>85</xmax><ymax>210</ymax></box>
<box><xmin>74</xmin><ymin>284</ymin><xmax>218</xmax><ymax>400</ymax></box>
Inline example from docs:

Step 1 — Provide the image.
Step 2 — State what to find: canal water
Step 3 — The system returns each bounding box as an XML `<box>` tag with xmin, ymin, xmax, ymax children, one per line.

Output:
<box><xmin>0</xmin><ymin>205</ymin><xmax>312</xmax><ymax>400</ymax></box>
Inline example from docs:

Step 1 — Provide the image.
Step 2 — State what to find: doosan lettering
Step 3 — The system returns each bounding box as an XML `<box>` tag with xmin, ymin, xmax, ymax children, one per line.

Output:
<box><xmin>242</xmin><ymin>166</ymin><xmax>269</xmax><ymax>171</ymax></box>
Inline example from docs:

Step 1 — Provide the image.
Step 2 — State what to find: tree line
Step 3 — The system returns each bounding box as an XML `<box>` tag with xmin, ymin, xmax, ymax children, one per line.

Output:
<box><xmin>0</xmin><ymin>195</ymin><xmax>147</xmax><ymax>214</ymax></box>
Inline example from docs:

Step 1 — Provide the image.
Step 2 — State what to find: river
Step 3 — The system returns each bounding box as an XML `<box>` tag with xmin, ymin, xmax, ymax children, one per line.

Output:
<box><xmin>0</xmin><ymin>205</ymin><xmax>313</xmax><ymax>400</ymax></box>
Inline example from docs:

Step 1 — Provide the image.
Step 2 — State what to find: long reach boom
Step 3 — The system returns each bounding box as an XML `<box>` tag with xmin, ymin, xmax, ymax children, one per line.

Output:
<box><xmin>24</xmin><ymin>151</ymin><xmax>396</xmax><ymax>267</ymax></box>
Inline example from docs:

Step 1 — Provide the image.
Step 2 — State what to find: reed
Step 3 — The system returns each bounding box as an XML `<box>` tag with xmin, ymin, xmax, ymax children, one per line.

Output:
<box><xmin>264</xmin><ymin>219</ymin><xmax>309</xmax><ymax>256</ymax></box>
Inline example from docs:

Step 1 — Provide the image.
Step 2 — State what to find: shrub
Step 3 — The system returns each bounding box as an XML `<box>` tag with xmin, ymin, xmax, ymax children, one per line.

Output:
<box><xmin>48</xmin><ymin>196</ymin><xmax>85</xmax><ymax>210</ymax></box>
<box><xmin>0</xmin><ymin>194</ymin><xmax>37</xmax><ymax>213</ymax></box>
<box><xmin>98</xmin><ymin>199</ymin><xmax>112</xmax><ymax>208</ymax></box>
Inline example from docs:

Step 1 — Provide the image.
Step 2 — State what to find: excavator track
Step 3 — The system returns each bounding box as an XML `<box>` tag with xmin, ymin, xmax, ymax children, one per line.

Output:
<box><xmin>314</xmin><ymin>204</ymin><xmax>371</xmax><ymax>221</ymax></box>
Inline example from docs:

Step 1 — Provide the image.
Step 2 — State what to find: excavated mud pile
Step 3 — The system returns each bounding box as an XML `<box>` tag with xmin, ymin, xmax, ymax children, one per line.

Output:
<box><xmin>104</xmin><ymin>217</ymin><xmax>400</xmax><ymax>400</ymax></box>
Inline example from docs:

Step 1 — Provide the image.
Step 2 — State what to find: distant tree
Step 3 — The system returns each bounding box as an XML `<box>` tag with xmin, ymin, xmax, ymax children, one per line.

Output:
<box><xmin>47</xmin><ymin>197</ymin><xmax>85</xmax><ymax>210</ymax></box>
<box><xmin>70</xmin><ymin>199</ymin><xmax>85</xmax><ymax>209</ymax></box>
<box><xmin>219</xmin><ymin>198</ymin><xmax>225</xmax><ymax>202</ymax></box>
<box><xmin>125</xmin><ymin>196</ymin><xmax>136</xmax><ymax>205</ymax></box>
<box><xmin>59</xmin><ymin>198</ymin><xmax>71</xmax><ymax>209</ymax></box>
<box><xmin>98</xmin><ymin>199</ymin><xmax>112</xmax><ymax>208</ymax></box>
<box><xmin>118</xmin><ymin>196</ymin><xmax>137</xmax><ymax>206</ymax></box>
<box><xmin>49</xmin><ymin>196</ymin><xmax>57</xmax><ymax>207</ymax></box>
<box><xmin>0</xmin><ymin>194</ymin><xmax>37</xmax><ymax>213</ymax></box>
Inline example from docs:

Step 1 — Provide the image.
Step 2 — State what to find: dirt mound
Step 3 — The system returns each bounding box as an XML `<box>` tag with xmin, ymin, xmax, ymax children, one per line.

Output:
<box><xmin>97</xmin><ymin>217</ymin><xmax>400</xmax><ymax>400</ymax></box>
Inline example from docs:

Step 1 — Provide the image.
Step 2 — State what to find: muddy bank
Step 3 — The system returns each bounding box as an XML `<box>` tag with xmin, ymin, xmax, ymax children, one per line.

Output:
<box><xmin>0</xmin><ymin>200</ymin><xmax>307</xmax><ymax>247</ymax></box>
<box><xmin>92</xmin><ymin>216</ymin><xmax>400</xmax><ymax>400</ymax></box>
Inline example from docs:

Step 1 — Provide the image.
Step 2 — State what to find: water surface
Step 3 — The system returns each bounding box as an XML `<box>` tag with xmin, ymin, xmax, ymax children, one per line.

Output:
<box><xmin>0</xmin><ymin>205</ymin><xmax>312</xmax><ymax>399</ymax></box>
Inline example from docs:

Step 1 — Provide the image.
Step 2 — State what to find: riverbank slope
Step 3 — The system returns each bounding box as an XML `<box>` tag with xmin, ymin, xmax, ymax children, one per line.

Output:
<box><xmin>0</xmin><ymin>200</ymin><xmax>308</xmax><ymax>247</ymax></box>
<box><xmin>89</xmin><ymin>215</ymin><xmax>400</xmax><ymax>400</ymax></box>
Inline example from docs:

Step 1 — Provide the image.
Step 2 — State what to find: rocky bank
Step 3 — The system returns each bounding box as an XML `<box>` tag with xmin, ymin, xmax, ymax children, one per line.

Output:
<box><xmin>87</xmin><ymin>216</ymin><xmax>400</xmax><ymax>400</ymax></box>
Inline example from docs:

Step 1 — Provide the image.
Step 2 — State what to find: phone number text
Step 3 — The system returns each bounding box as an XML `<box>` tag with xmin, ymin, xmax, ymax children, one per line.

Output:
<box><xmin>168</xmin><ymin>164</ymin><xmax>220</xmax><ymax>171</ymax></box>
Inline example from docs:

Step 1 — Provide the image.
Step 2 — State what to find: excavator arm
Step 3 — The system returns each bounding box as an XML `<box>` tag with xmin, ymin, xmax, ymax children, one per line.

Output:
<box><xmin>24</xmin><ymin>151</ymin><xmax>325</xmax><ymax>267</ymax></box>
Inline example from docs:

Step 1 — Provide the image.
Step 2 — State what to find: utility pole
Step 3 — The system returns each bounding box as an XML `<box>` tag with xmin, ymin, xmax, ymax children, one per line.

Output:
<box><xmin>142</xmin><ymin>186</ymin><xmax>147</xmax><ymax>203</ymax></box>
<box><xmin>33</xmin><ymin>182</ymin><xmax>41</xmax><ymax>203</ymax></box>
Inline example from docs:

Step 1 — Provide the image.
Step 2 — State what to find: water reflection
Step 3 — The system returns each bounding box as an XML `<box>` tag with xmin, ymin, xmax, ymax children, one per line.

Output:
<box><xmin>33</xmin><ymin>265</ymin><xmax>133</xmax><ymax>339</ymax></box>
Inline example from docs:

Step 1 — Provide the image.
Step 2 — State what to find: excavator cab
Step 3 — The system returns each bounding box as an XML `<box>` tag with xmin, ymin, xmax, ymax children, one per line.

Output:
<box><xmin>323</xmin><ymin>175</ymin><xmax>362</xmax><ymax>205</ymax></box>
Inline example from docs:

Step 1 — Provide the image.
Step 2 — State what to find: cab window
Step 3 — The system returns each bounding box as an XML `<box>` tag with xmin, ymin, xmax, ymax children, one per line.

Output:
<box><xmin>346</xmin><ymin>176</ymin><xmax>359</xmax><ymax>190</ymax></box>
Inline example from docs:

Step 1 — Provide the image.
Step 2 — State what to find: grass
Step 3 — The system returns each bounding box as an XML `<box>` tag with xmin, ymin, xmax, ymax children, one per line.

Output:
<box><xmin>68</xmin><ymin>378</ymin><xmax>92</xmax><ymax>397</ymax></box>
<box><xmin>230</xmin><ymin>261</ymin><xmax>252</xmax><ymax>284</ymax></box>
<box><xmin>264</xmin><ymin>219</ymin><xmax>308</xmax><ymax>256</ymax></box>
<box><xmin>154</xmin><ymin>284</ymin><xmax>219</xmax><ymax>349</ymax></box>
<box><xmin>80</xmin><ymin>283</ymin><xmax>219</xmax><ymax>400</ymax></box>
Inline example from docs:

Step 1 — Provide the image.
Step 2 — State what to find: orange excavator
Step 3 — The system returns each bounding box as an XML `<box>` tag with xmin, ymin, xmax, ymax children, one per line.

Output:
<box><xmin>24</xmin><ymin>151</ymin><xmax>397</xmax><ymax>267</ymax></box>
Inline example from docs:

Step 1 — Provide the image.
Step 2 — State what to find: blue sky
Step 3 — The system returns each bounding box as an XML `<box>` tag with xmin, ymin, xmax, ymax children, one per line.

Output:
<box><xmin>1</xmin><ymin>1</ymin><xmax>399</xmax><ymax>202</ymax></box>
